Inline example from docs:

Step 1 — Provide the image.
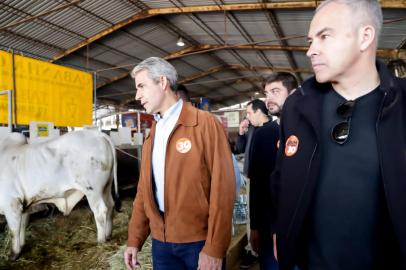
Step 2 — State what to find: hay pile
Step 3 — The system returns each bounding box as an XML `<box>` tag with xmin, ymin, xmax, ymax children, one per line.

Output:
<box><xmin>0</xmin><ymin>196</ymin><xmax>152</xmax><ymax>270</ymax></box>
<box><xmin>0</xmin><ymin>195</ymin><xmax>246</xmax><ymax>269</ymax></box>
<box><xmin>108</xmin><ymin>241</ymin><xmax>152</xmax><ymax>270</ymax></box>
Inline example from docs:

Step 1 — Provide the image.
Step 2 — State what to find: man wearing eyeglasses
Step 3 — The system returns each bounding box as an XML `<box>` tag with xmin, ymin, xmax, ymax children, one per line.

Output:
<box><xmin>271</xmin><ymin>1</ymin><xmax>406</xmax><ymax>270</ymax></box>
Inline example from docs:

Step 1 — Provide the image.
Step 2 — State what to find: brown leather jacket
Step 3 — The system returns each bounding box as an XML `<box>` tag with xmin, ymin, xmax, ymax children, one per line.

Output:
<box><xmin>127</xmin><ymin>103</ymin><xmax>235</xmax><ymax>258</ymax></box>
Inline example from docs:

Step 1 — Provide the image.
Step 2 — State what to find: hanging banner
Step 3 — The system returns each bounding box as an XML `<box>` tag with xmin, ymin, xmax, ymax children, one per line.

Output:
<box><xmin>0</xmin><ymin>50</ymin><xmax>93</xmax><ymax>127</ymax></box>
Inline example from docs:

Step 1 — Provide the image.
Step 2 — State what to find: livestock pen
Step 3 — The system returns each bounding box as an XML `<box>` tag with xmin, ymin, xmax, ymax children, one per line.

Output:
<box><xmin>0</xmin><ymin>195</ymin><xmax>152</xmax><ymax>270</ymax></box>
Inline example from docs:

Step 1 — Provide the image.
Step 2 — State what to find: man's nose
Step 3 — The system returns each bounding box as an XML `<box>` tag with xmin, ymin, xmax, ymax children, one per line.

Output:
<box><xmin>135</xmin><ymin>90</ymin><xmax>141</xmax><ymax>101</ymax></box>
<box><xmin>266</xmin><ymin>95</ymin><xmax>274</xmax><ymax>103</ymax></box>
<box><xmin>306</xmin><ymin>41</ymin><xmax>317</xmax><ymax>58</ymax></box>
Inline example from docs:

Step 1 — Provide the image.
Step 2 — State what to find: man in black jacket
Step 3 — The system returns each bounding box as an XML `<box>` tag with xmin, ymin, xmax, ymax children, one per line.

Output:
<box><xmin>235</xmin><ymin>99</ymin><xmax>270</xmax><ymax>269</ymax></box>
<box><xmin>271</xmin><ymin>1</ymin><xmax>406</xmax><ymax>270</ymax></box>
<box><xmin>249</xmin><ymin>72</ymin><xmax>298</xmax><ymax>270</ymax></box>
<box><xmin>263</xmin><ymin>72</ymin><xmax>298</xmax><ymax>119</ymax></box>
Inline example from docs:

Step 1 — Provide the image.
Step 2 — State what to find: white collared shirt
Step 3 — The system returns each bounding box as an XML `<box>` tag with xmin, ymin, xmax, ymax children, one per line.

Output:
<box><xmin>152</xmin><ymin>99</ymin><xmax>183</xmax><ymax>211</ymax></box>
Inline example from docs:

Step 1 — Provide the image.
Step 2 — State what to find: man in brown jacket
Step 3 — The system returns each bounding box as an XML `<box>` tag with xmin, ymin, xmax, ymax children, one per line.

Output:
<box><xmin>124</xmin><ymin>57</ymin><xmax>236</xmax><ymax>270</ymax></box>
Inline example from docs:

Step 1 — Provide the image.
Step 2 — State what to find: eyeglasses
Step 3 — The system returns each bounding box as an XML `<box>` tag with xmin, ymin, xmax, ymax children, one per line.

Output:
<box><xmin>331</xmin><ymin>100</ymin><xmax>355</xmax><ymax>144</ymax></box>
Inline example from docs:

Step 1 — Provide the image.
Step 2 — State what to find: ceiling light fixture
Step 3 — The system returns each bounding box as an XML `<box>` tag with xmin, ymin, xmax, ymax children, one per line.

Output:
<box><xmin>176</xmin><ymin>37</ymin><xmax>185</xmax><ymax>47</ymax></box>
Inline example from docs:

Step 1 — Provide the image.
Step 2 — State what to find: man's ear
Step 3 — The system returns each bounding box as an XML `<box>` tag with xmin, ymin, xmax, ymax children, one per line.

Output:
<box><xmin>159</xmin><ymin>75</ymin><xmax>169</xmax><ymax>91</ymax></box>
<box><xmin>359</xmin><ymin>24</ymin><xmax>376</xmax><ymax>52</ymax></box>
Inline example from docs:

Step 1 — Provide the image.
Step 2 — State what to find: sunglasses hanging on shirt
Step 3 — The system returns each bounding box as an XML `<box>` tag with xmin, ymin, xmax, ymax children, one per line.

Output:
<box><xmin>331</xmin><ymin>100</ymin><xmax>355</xmax><ymax>144</ymax></box>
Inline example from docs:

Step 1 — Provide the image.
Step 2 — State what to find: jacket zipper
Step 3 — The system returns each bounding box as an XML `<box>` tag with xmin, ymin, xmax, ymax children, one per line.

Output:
<box><xmin>287</xmin><ymin>142</ymin><xmax>318</xmax><ymax>238</ymax></box>
<box><xmin>147</xmin><ymin>133</ymin><xmax>167</xmax><ymax>242</ymax></box>
<box><xmin>161</xmin><ymin>123</ymin><xmax>181</xmax><ymax>242</ymax></box>
<box><xmin>376</xmin><ymin>92</ymin><xmax>391</xmax><ymax>220</ymax></box>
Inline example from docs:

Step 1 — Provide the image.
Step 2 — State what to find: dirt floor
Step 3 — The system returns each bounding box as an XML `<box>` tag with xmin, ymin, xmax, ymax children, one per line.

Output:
<box><xmin>0</xmin><ymin>194</ymin><xmax>152</xmax><ymax>270</ymax></box>
<box><xmin>0</xmin><ymin>191</ymin><xmax>249</xmax><ymax>270</ymax></box>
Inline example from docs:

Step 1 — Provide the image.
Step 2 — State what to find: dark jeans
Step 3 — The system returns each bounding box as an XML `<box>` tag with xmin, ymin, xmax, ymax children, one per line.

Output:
<box><xmin>152</xmin><ymin>238</ymin><xmax>205</xmax><ymax>270</ymax></box>
<box><xmin>259</xmin><ymin>231</ymin><xmax>279</xmax><ymax>270</ymax></box>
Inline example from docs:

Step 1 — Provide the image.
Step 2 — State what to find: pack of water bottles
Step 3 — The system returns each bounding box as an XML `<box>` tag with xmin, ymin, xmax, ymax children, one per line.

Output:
<box><xmin>233</xmin><ymin>194</ymin><xmax>248</xmax><ymax>225</ymax></box>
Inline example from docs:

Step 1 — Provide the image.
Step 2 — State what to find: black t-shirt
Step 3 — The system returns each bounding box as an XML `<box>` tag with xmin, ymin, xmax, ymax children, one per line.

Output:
<box><xmin>304</xmin><ymin>87</ymin><xmax>401</xmax><ymax>270</ymax></box>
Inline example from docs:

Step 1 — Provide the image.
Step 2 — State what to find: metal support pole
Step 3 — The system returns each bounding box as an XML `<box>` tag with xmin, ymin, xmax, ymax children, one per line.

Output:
<box><xmin>11</xmin><ymin>49</ymin><xmax>17</xmax><ymax>128</ymax></box>
<box><xmin>0</xmin><ymin>90</ymin><xmax>13</xmax><ymax>132</ymax></box>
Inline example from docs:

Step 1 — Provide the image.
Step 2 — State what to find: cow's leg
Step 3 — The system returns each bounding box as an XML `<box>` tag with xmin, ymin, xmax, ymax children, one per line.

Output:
<box><xmin>86</xmin><ymin>193</ymin><xmax>111</xmax><ymax>243</ymax></box>
<box><xmin>4</xmin><ymin>201</ymin><xmax>24</xmax><ymax>260</ymax></box>
<box><xmin>102</xmin><ymin>180</ymin><xmax>114</xmax><ymax>240</ymax></box>
<box><xmin>19</xmin><ymin>212</ymin><xmax>29</xmax><ymax>249</ymax></box>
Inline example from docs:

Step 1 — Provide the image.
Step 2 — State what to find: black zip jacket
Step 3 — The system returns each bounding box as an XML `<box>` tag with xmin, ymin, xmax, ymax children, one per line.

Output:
<box><xmin>271</xmin><ymin>60</ymin><xmax>406</xmax><ymax>270</ymax></box>
<box><xmin>249</xmin><ymin>120</ymin><xmax>279</xmax><ymax>233</ymax></box>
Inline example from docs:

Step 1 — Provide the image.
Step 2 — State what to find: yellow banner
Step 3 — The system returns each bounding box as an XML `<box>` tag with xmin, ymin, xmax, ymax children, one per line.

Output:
<box><xmin>0</xmin><ymin>50</ymin><xmax>93</xmax><ymax>127</ymax></box>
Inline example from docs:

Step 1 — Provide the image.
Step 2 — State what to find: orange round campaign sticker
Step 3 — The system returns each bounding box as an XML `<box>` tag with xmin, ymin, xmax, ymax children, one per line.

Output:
<box><xmin>176</xmin><ymin>138</ymin><xmax>192</xmax><ymax>153</ymax></box>
<box><xmin>285</xmin><ymin>135</ymin><xmax>299</xmax><ymax>157</ymax></box>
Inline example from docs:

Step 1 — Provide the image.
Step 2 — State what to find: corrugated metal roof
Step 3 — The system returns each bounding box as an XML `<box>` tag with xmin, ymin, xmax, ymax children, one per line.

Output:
<box><xmin>183</xmin><ymin>54</ymin><xmax>223</xmax><ymax>70</ymax></box>
<box><xmin>291</xmin><ymin>51</ymin><xmax>311</xmax><ymax>69</ymax></box>
<box><xmin>168</xmin><ymin>14</ymin><xmax>220</xmax><ymax>44</ymax></box>
<box><xmin>232</xmin><ymin>11</ymin><xmax>279</xmax><ymax>41</ymax></box>
<box><xmin>194</xmin><ymin>13</ymin><xmax>249</xmax><ymax>43</ymax></box>
<box><xmin>214</xmin><ymin>50</ymin><xmax>245</xmax><ymax>65</ymax></box>
<box><xmin>171</xmin><ymin>58</ymin><xmax>205</xmax><ymax>78</ymax></box>
<box><xmin>274</xmin><ymin>9</ymin><xmax>312</xmax><ymax>46</ymax></box>
<box><xmin>234</xmin><ymin>50</ymin><xmax>269</xmax><ymax>66</ymax></box>
<box><xmin>0</xmin><ymin>0</ymin><xmax>404</xmax><ymax>110</ymax></box>
<box><xmin>140</xmin><ymin>0</ymin><xmax>178</xmax><ymax>9</ymax></box>
<box><xmin>380</xmin><ymin>9</ymin><xmax>406</xmax><ymax>48</ymax></box>
<box><xmin>262</xmin><ymin>51</ymin><xmax>292</xmax><ymax>66</ymax></box>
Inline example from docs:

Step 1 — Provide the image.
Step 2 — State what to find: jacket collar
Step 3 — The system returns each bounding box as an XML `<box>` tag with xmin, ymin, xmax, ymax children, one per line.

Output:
<box><xmin>295</xmin><ymin>78</ymin><xmax>326</xmax><ymax>141</ymax></box>
<box><xmin>376</xmin><ymin>59</ymin><xmax>398</xmax><ymax>111</ymax></box>
<box><xmin>299</xmin><ymin>59</ymin><xmax>397</xmax><ymax>98</ymax></box>
<box><xmin>376</xmin><ymin>59</ymin><xmax>396</xmax><ymax>93</ymax></box>
<box><xmin>177</xmin><ymin>102</ymin><xmax>198</xmax><ymax>127</ymax></box>
<box><xmin>296</xmin><ymin>60</ymin><xmax>399</xmax><ymax>139</ymax></box>
<box><xmin>146</xmin><ymin>102</ymin><xmax>197</xmax><ymax>141</ymax></box>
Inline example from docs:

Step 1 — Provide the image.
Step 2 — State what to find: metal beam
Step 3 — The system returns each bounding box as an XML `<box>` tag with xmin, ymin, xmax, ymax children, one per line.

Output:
<box><xmin>51</xmin><ymin>11</ymin><xmax>155</xmax><ymax>61</ymax></box>
<box><xmin>178</xmin><ymin>64</ymin><xmax>313</xmax><ymax>84</ymax></box>
<box><xmin>0</xmin><ymin>0</ymin><xmax>83</xmax><ymax>32</ymax></box>
<box><xmin>50</xmin><ymin>1</ymin><xmax>314</xmax><ymax>62</ymax></box>
<box><xmin>97</xmin><ymin>72</ymin><xmax>131</xmax><ymax>88</ymax></box>
<box><xmin>165</xmin><ymin>44</ymin><xmax>406</xmax><ymax>60</ymax></box>
<box><xmin>51</xmin><ymin>1</ymin><xmax>406</xmax><ymax>61</ymax></box>
<box><xmin>50</xmin><ymin>1</ymin><xmax>404</xmax><ymax>63</ymax></box>
<box><xmin>146</xmin><ymin>1</ymin><xmax>405</xmax><ymax>15</ymax></box>
<box><xmin>176</xmin><ymin>8</ymin><xmax>258</xmax><ymax>97</ymax></box>
<box><xmin>96</xmin><ymin>44</ymin><xmax>405</xmax><ymax>90</ymax></box>
<box><xmin>262</xmin><ymin>2</ymin><xmax>302</xmax><ymax>82</ymax></box>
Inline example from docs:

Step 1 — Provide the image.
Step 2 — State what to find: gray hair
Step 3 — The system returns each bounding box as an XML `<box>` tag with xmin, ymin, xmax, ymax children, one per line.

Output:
<box><xmin>316</xmin><ymin>0</ymin><xmax>383</xmax><ymax>42</ymax></box>
<box><xmin>131</xmin><ymin>57</ymin><xmax>178</xmax><ymax>90</ymax></box>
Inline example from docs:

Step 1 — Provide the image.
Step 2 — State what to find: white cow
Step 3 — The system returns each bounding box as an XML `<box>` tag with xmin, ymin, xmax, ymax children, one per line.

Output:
<box><xmin>0</xmin><ymin>130</ymin><xmax>119</xmax><ymax>260</ymax></box>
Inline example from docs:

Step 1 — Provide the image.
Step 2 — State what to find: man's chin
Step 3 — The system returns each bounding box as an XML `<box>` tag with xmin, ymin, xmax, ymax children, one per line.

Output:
<box><xmin>268</xmin><ymin>107</ymin><xmax>281</xmax><ymax>115</ymax></box>
<box><xmin>315</xmin><ymin>73</ymin><xmax>331</xmax><ymax>83</ymax></box>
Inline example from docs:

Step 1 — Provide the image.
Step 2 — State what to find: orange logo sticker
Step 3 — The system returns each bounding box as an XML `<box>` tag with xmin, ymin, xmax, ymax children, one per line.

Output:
<box><xmin>176</xmin><ymin>138</ymin><xmax>192</xmax><ymax>153</ymax></box>
<box><xmin>285</xmin><ymin>135</ymin><xmax>299</xmax><ymax>157</ymax></box>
